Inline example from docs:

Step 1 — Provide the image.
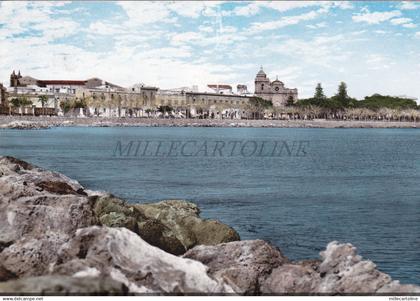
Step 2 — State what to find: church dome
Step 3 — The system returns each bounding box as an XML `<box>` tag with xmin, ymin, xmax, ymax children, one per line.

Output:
<box><xmin>256</xmin><ymin>66</ymin><xmax>266</xmax><ymax>77</ymax></box>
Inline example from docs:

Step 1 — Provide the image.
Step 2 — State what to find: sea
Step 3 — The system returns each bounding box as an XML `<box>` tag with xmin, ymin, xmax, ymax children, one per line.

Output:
<box><xmin>1</xmin><ymin>126</ymin><xmax>419</xmax><ymax>284</ymax></box>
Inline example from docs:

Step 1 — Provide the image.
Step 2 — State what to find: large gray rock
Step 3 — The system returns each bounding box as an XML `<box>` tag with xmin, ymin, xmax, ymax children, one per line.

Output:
<box><xmin>260</xmin><ymin>241</ymin><xmax>420</xmax><ymax>294</ymax></box>
<box><xmin>316</xmin><ymin>241</ymin><xmax>420</xmax><ymax>294</ymax></box>
<box><xmin>0</xmin><ymin>156</ymin><xmax>97</xmax><ymax>277</ymax></box>
<box><xmin>135</xmin><ymin>200</ymin><xmax>240</xmax><ymax>250</ymax></box>
<box><xmin>185</xmin><ymin>240</ymin><xmax>420</xmax><ymax>295</ymax></box>
<box><xmin>53</xmin><ymin>226</ymin><xmax>234</xmax><ymax>294</ymax></box>
<box><xmin>95</xmin><ymin>196</ymin><xmax>240</xmax><ymax>255</ymax></box>
<box><xmin>93</xmin><ymin>194</ymin><xmax>186</xmax><ymax>255</ymax></box>
<box><xmin>183</xmin><ymin>240</ymin><xmax>287</xmax><ymax>294</ymax></box>
<box><xmin>0</xmin><ymin>275</ymin><xmax>128</xmax><ymax>295</ymax></box>
<box><xmin>260</xmin><ymin>262</ymin><xmax>321</xmax><ymax>294</ymax></box>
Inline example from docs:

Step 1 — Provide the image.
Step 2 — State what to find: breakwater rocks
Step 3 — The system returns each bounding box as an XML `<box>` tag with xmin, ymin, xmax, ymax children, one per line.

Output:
<box><xmin>0</xmin><ymin>156</ymin><xmax>419</xmax><ymax>295</ymax></box>
<box><xmin>0</xmin><ymin>120</ymin><xmax>52</xmax><ymax>129</ymax></box>
<box><xmin>1</xmin><ymin>116</ymin><xmax>420</xmax><ymax>129</ymax></box>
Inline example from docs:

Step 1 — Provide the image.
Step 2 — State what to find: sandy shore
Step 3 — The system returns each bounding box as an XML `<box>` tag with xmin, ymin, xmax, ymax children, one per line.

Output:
<box><xmin>1</xmin><ymin>115</ymin><xmax>420</xmax><ymax>128</ymax></box>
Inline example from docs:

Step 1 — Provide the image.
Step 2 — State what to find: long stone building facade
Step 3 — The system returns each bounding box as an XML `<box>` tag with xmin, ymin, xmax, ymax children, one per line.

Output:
<box><xmin>3</xmin><ymin>68</ymin><xmax>298</xmax><ymax>118</ymax></box>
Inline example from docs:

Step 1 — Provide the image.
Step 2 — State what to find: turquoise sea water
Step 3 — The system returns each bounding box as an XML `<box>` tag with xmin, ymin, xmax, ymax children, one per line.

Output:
<box><xmin>1</xmin><ymin>127</ymin><xmax>419</xmax><ymax>284</ymax></box>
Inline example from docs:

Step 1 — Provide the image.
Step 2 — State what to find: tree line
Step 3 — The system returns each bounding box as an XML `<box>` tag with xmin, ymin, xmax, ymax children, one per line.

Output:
<box><xmin>278</xmin><ymin>82</ymin><xmax>420</xmax><ymax>121</ymax></box>
<box><xmin>296</xmin><ymin>82</ymin><xmax>418</xmax><ymax>111</ymax></box>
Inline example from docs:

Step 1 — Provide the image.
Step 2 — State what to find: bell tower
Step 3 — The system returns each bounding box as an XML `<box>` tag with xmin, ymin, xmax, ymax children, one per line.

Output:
<box><xmin>10</xmin><ymin>70</ymin><xmax>17</xmax><ymax>87</ymax></box>
<box><xmin>254</xmin><ymin>66</ymin><xmax>270</xmax><ymax>95</ymax></box>
<box><xmin>9</xmin><ymin>70</ymin><xmax>22</xmax><ymax>87</ymax></box>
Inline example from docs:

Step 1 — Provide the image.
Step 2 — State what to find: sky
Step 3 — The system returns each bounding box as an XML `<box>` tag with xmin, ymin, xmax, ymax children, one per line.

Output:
<box><xmin>0</xmin><ymin>1</ymin><xmax>420</xmax><ymax>99</ymax></box>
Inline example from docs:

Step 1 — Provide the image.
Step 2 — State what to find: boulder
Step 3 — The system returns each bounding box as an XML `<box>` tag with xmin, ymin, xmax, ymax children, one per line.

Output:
<box><xmin>315</xmin><ymin>241</ymin><xmax>420</xmax><ymax>294</ymax></box>
<box><xmin>260</xmin><ymin>263</ymin><xmax>321</xmax><ymax>294</ymax></box>
<box><xmin>135</xmin><ymin>200</ymin><xmax>240</xmax><ymax>250</ymax></box>
<box><xmin>93</xmin><ymin>194</ymin><xmax>143</xmax><ymax>220</ymax></box>
<box><xmin>0</xmin><ymin>276</ymin><xmax>128</xmax><ymax>295</ymax></box>
<box><xmin>53</xmin><ymin>226</ymin><xmax>234</xmax><ymax>294</ymax></box>
<box><xmin>0</xmin><ymin>156</ymin><xmax>98</xmax><ymax>277</ymax></box>
<box><xmin>36</xmin><ymin>180</ymin><xmax>87</xmax><ymax>195</ymax></box>
<box><xmin>185</xmin><ymin>240</ymin><xmax>420</xmax><ymax>295</ymax></box>
<box><xmin>0</xmin><ymin>265</ymin><xmax>17</xmax><ymax>282</ymax></box>
<box><xmin>93</xmin><ymin>194</ymin><xmax>185</xmax><ymax>255</ymax></box>
<box><xmin>183</xmin><ymin>240</ymin><xmax>287</xmax><ymax>294</ymax></box>
<box><xmin>137</xmin><ymin>219</ymin><xmax>185</xmax><ymax>256</ymax></box>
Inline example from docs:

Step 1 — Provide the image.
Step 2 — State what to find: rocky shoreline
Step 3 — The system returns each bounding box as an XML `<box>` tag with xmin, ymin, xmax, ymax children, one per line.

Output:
<box><xmin>1</xmin><ymin>116</ymin><xmax>420</xmax><ymax>129</ymax></box>
<box><xmin>0</xmin><ymin>156</ymin><xmax>419</xmax><ymax>295</ymax></box>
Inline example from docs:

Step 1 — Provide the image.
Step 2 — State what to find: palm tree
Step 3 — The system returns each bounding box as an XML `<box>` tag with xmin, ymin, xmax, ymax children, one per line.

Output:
<box><xmin>378</xmin><ymin>108</ymin><xmax>390</xmax><ymax>121</ymax></box>
<box><xmin>10</xmin><ymin>97</ymin><xmax>20</xmax><ymax>115</ymax></box>
<box><xmin>307</xmin><ymin>105</ymin><xmax>321</xmax><ymax>119</ymax></box>
<box><xmin>409</xmin><ymin>109</ymin><xmax>420</xmax><ymax>122</ymax></box>
<box><xmin>284</xmin><ymin>106</ymin><xmax>299</xmax><ymax>120</ymax></box>
<box><xmin>10</xmin><ymin>96</ymin><xmax>32</xmax><ymax>116</ymax></box>
<box><xmin>38</xmin><ymin>95</ymin><xmax>48</xmax><ymax>116</ymax></box>
<box><xmin>83</xmin><ymin>96</ymin><xmax>95</xmax><ymax>116</ymax></box>
<box><xmin>270</xmin><ymin>106</ymin><xmax>283</xmax><ymax>120</ymax></box>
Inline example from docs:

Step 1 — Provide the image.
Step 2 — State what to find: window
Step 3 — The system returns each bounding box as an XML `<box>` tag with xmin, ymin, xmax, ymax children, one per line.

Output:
<box><xmin>261</xmin><ymin>84</ymin><xmax>264</xmax><ymax>90</ymax></box>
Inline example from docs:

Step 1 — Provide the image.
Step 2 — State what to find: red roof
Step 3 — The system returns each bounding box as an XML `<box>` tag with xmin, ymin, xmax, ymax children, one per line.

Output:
<box><xmin>207</xmin><ymin>84</ymin><xmax>232</xmax><ymax>90</ymax></box>
<box><xmin>38</xmin><ymin>80</ymin><xmax>87</xmax><ymax>86</ymax></box>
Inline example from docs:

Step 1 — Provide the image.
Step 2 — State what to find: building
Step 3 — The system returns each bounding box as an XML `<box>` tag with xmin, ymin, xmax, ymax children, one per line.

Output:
<box><xmin>6</xmin><ymin>71</ymin><xmax>159</xmax><ymax>117</ymax></box>
<box><xmin>237</xmin><ymin>84</ymin><xmax>249</xmax><ymax>95</ymax></box>
<box><xmin>3</xmin><ymin>67</ymin><xmax>299</xmax><ymax>118</ymax></box>
<box><xmin>254</xmin><ymin>67</ymin><xmax>298</xmax><ymax>106</ymax></box>
<box><xmin>0</xmin><ymin>83</ymin><xmax>7</xmax><ymax>110</ymax></box>
<box><xmin>157</xmin><ymin>84</ymin><xmax>251</xmax><ymax>119</ymax></box>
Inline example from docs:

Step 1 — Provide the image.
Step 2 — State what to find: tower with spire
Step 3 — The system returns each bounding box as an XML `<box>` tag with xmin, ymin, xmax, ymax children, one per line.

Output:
<box><xmin>10</xmin><ymin>70</ymin><xmax>22</xmax><ymax>87</ymax></box>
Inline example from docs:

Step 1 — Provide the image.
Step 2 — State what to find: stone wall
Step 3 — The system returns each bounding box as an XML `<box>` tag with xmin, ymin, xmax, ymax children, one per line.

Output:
<box><xmin>0</xmin><ymin>84</ymin><xmax>6</xmax><ymax>107</ymax></box>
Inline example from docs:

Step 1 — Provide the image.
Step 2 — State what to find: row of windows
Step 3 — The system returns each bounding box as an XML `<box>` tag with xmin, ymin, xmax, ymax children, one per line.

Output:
<box><xmin>90</xmin><ymin>92</ymin><xmax>153</xmax><ymax>100</ymax></box>
<box><xmin>50</xmin><ymin>88</ymin><xmax>76</xmax><ymax>94</ymax></box>
<box><xmin>160</xmin><ymin>98</ymin><xmax>246</xmax><ymax>106</ymax></box>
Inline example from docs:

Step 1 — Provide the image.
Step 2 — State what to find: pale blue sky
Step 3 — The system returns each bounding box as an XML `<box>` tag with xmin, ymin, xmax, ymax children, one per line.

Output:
<box><xmin>1</xmin><ymin>1</ymin><xmax>419</xmax><ymax>99</ymax></box>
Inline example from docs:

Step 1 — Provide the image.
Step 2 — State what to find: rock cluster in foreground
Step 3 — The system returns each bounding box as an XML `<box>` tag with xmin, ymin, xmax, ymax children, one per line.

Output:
<box><xmin>0</xmin><ymin>156</ymin><xmax>418</xmax><ymax>295</ymax></box>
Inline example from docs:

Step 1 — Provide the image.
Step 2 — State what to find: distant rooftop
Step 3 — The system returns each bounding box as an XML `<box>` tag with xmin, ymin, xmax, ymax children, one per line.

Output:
<box><xmin>38</xmin><ymin>80</ymin><xmax>87</xmax><ymax>86</ymax></box>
